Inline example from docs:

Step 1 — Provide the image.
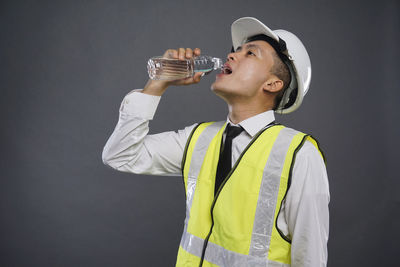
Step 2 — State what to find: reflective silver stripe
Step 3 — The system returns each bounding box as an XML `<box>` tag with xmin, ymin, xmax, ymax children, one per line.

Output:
<box><xmin>267</xmin><ymin>260</ymin><xmax>290</xmax><ymax>267</ymax></box>
<box><xmin>180</xmin><ymin>230</ymin><xmax>204</xmax><ymax>258</ymax></box>
<box><xmin>181</xmin><ymin>122</ymin><xmax>225</xmax><ymax>242</ymax></box>
<box><xmin>181</xmin><ymin>231</ymin><xmax>290</xmax><ymax>267</ymax></box>
<box><xmin>204</xmin><ymin>239</ymin><xmax>266</xmax><ymax>267</ymax></box>
<box><xmin>249</xmin><ymin>127</ymin><xmax>299</xmax><ymax>258</ymax></box>
<box><xmin>180</xmin><ymin>231</ymin><xmax>265</xmax><ymax>267</ymax></box>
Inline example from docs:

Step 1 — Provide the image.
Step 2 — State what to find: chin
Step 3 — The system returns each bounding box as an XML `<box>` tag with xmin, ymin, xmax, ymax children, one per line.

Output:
<box><xmin>210</xmin><ymin>83</ymin><xmax>232</xmax><ymax>102</ymax></box>
<box><xmin>211</xmin><ymin>82</ymin><xmax>224</xmax><ymax>95</ymax></box>
<box><xmin>211</xmin><ymin>79</ymin><xmax>228</xmax><ymax>92</ymax></box>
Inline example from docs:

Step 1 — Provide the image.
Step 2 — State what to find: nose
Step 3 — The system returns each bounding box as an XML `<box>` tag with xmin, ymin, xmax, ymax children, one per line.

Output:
<box><xmin>227</xmin><ymin>52</ymin><xmax>235</xmax><ymax>62</ymax></box>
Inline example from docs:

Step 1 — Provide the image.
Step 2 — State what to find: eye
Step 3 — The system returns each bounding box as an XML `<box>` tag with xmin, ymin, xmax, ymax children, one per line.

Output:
<box><xmin>247</xmin><ymin>50</ymin><xmax>255</xmax><ymax>56</ymax></box>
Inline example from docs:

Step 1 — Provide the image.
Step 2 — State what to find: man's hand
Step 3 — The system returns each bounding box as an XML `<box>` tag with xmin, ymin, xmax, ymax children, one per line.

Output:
<box><xmin>142</xmin><ymin>48</ymin><xmax>204</xmax><ymax>96</ymax></box>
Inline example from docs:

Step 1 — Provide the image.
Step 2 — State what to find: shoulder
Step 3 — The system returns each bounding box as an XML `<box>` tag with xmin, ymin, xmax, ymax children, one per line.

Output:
<box><xmin>298</xmin><ymin>139</ymin><xmax>322</xmax><ymax>158</ymax></box>
<box><xmin>191</xmin><ymin>121</ymin><xmax>226</xmax><ymax>134</ymax></box>
<box><xmin>292</xmin><ymin>139</ymin><xmax>329</xmax><ymax>196</ymax></box>
<box><xmin>280</xmin><ymin>126</ymin><xmax>329</xmax><ymax>191</ymax></box>
<box><xmin>279</xmin><ymin>125</ymin><xmax>325</xmax><ymax>160</ymax></box>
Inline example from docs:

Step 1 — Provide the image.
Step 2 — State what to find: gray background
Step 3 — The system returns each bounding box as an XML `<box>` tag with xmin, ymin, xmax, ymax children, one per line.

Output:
<box><xmin>1</xmin><ymin>0</ymin><xmax>399</xmax><ymax>266</ymax></box>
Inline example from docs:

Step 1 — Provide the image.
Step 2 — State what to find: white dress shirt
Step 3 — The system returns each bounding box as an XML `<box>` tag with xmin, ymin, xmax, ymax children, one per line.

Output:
<box><xmin>102</xmin><ymin>90</ymin><xmax>330</xmax><ymax>267</ymax></box>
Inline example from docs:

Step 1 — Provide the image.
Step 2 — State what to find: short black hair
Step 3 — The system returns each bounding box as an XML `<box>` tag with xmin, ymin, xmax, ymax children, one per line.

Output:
<box><xmin>270</xmin><ymin>51</ymin><xmax>291</xmax><ymax>110</ymax></box>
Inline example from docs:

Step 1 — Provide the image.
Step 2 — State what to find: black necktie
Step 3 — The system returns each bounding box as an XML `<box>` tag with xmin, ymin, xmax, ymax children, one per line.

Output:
<box><xmin>215</xmin><ymin>124</ymin><xmax>244</xmax><ymax>195</ymax></box>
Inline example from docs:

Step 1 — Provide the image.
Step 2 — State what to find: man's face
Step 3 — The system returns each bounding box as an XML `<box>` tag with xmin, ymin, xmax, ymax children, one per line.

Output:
<box><xmin>211</xmin><ymin>40</ymin><xmax>276</xmax><ymax>100</ymax></box>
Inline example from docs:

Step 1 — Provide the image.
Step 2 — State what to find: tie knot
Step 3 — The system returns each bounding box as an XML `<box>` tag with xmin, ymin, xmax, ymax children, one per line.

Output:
<box><xmin>226</xmin><ymin>124</ymin><xmax>243</xmax><ymax>139</ymax></box>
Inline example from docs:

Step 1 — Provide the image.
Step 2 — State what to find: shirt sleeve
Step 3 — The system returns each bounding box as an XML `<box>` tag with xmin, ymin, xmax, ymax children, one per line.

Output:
<box><xmin>284</xmin><ymin>140</ymin><xmax>330</xmax><ymax>267</ymax></box>
<box><xmin>102</xmin><ymin>90</ymin><xmax>197</xmax><ymax>176</ymax></box>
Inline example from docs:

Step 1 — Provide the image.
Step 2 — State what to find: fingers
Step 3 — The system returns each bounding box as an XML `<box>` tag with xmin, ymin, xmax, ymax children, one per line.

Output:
<box><xmin>183</xmin><ymin>72</ymin><xmax>203</xmax><ymax>85</ymax></box>
<box><xmin>185</xmin><ymin>48</ymin><xmax>201</xmax><ymax>59</ymax></box>
<box><xmin>178</xmin><ymin>48</ymin><xmax>186</xmax><ymax>60</ymax></box>
<box><xmin>185</xmin><ymin>48</ymin><xmax>193</xmax><ymax>59</ymax></box>
<box><xmin>172</xmin><ymin>71</ymin><xmax>203</xmax><ymax>86</ymax></box>
<box><xmin>179</xmin><ymin>48</ymin><xmax>196</xmax><ymax>60</ymax></box>
<box><xmin>163</xmin><ymin>49</ymin><xmax>178</xmax><ymax>59</ymax></box>
<box><xmin>159</xmin><ymin>47</ymin><xmax>203</xmax><ymax>86</ymax></box>
<box><xmin>163</xmin><ymin>48</ymin><xmax>201</xmax><ymax>60</ymax></box>
<box><xmin>193</xmin><ymin>48</ymin><xmax>201</xmax><ymax>56</ymax></box>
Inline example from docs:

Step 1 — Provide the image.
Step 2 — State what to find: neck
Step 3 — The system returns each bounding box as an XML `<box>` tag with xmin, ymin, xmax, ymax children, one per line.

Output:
<box><xmin>228</xmin><ymin>102</ymin><xmax>272</xmax><ymax>124</ymax></box>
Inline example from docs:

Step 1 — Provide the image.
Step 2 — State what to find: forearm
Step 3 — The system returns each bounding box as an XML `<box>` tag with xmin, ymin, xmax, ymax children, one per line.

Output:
<box><xmin>142</xmin><ymin>79</ymin><xmax>168</xmax><ymax>96</ymax></box>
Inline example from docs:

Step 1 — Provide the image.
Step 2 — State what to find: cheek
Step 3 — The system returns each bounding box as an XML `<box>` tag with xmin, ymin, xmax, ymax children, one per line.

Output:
<box><xmin>211</xmin><ymin>62</ymin><xmax>270</xmax><ymax>94</ymax></box>
<box><xmin>236</xmin><ymin>64</ymin><xmax>268</xmax><ymax>86</ymax></box>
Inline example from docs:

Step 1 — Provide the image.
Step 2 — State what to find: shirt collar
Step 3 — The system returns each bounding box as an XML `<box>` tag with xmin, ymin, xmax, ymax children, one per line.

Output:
<box><xmin>226</xmin><ymin>110</ymin><xmax>275</xmax><ymax>138</ymax></box>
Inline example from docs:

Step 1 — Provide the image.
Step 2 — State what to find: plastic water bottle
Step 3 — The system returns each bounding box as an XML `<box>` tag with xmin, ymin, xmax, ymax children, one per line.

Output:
<box><xmin>147</xmin><ymin>55</ymin><xmax>223</xmax><ymax>80</ymax></box>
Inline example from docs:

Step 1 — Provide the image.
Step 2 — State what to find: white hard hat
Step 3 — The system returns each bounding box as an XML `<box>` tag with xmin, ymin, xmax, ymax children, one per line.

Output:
<box><xmin>231</xmin><ymin>17</ymin><xmax>312</xmax><ymax>114</ymax></box>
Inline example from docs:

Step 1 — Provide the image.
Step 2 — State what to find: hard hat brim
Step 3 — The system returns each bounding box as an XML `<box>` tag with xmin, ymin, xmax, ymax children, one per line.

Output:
<box><xmin>231</xmin><ymin>17</ymin><xmax>279</xmax><ymax>51</ymax></box>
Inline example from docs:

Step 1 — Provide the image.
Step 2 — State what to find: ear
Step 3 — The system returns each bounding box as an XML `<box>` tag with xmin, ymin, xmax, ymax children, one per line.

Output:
<box><xmin>262</xmin><ymin>77</ymin><xmax>284</xmax><ymax>93</ymax></box>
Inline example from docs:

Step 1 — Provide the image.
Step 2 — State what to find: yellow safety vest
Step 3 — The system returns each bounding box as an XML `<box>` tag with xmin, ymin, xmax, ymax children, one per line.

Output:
<box><xmin>176</xmin><ymin>121</ymin><xmax>325</xmax><ymax>267</ymax></box>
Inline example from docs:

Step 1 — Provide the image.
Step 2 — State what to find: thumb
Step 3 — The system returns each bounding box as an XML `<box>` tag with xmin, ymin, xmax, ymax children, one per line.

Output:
<box><xmin>193</xmin><ymin>72</ymin><xmax>204</xmax><ymax>83</ymax></box>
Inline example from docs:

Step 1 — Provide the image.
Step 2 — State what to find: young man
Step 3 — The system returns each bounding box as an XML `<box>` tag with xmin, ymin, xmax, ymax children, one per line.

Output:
<box><xmin>103</xmin><ymin>17</ymin><xmax>329</xmax><ymax>267</ymax></box>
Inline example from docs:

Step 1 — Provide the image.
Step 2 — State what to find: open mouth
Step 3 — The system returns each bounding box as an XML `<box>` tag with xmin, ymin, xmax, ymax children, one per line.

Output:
<box><xmin>221</xmin><ymin>64</ymin><xmax>232</xmax><ymax>75</ymax></box>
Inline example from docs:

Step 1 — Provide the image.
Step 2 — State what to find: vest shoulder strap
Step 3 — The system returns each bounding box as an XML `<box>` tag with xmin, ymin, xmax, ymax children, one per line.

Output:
<box><xmin>181</xmin><ymin>122</ymin><xmax>226</xmax><ymax>189</ymax></box>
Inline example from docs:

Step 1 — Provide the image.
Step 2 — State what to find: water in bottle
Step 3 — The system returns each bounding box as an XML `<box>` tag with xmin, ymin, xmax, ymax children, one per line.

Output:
<box><xmin>147</xmin><ymin>55</ymin><xmax>223</xmax><ymax>80</ymax></box>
